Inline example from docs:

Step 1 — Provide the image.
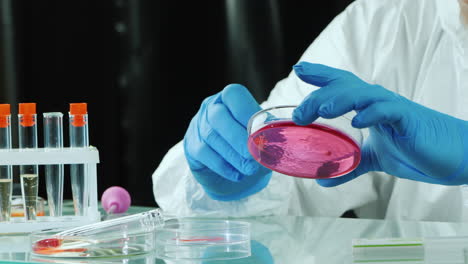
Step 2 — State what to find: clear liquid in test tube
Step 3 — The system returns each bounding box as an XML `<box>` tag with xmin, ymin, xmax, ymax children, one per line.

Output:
<box><xmin>69</xmin><ymin>103</ymin><xmax>89</xmax><ymax>216</ymax></box>
<box><xmin>43</xmin><ymin>112</ymin><xmax>64</xmax><ymax>217</ymax></box>
<box><xmin>18</xmin><ymin>103</ymin><xmax>39</xmax><ymax>221</ymax></box>
<box><xmin>0</xmin><ymin>104</ymin><xmax>12</xmax><ymax>222</ymax></box>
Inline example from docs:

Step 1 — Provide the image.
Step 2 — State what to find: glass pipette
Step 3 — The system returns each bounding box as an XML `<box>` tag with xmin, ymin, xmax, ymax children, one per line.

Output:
<box><xmin>31</xmin><ymin>209</ymin><xmax>166</xmax><ymax>257</ymax></box>
<box><xmin>43</xmin><ymin>112</ymin><xmax>64</xmax><ymax>216</ymax></box>
<box><xmin>0</xmin><ymin>104</ymin><xmax>12</xmax><ymax>222</ymax></box>
<box><xmin>18</xmin><ymin>103</ymin><xmax>39</xmax><ymax>221</ymax></box>
<box><xmin>69</xmin><ymin>103</ymin><xmax>88</xmax><ymax>216</ymax></box>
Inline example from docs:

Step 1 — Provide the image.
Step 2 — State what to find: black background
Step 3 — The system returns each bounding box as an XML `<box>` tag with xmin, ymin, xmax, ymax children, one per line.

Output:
<box><xmin>1</xmin><ymin>0</ymin><xmax>353</xmax><ymax>207</ymax></box>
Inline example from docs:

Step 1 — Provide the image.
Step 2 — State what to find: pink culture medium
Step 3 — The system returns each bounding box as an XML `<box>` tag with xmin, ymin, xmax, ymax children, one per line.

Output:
<box><xmin>248</xmin><ymin>121</ymin><xmax>361</xmax><ymax>179</ymax></box>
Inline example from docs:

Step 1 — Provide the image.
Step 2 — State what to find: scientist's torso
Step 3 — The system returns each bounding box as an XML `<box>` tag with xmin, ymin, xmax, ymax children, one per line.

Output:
<box><xmin>282</xmin><ymin>0</ymin><xmax>468</xmax><ymax>221</ymax></box>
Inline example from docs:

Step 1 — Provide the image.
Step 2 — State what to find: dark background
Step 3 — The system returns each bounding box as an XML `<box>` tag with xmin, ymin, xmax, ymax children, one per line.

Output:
<box><xmin>0</xmin><ymin>0</ymin><xmax>353</xmax><ymax>207</ymax></box>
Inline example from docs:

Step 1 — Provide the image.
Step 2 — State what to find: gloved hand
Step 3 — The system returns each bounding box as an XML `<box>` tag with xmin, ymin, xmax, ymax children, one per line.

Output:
<box><xmin>292</xmin><ymin>62</ymin><xmax>468</xmax><ymax>187</ymax></box>
<box><xmin>184</xmin><ymin>84</ymin><xmax>272</xmax><ymax>201</ymax></box>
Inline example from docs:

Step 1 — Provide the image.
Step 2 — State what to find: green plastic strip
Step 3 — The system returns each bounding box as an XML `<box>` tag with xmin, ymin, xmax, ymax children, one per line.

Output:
<box><xmin>353</xmin><ymin>244</ymin><xmax>423</xmax><ymax>248</ymax></box>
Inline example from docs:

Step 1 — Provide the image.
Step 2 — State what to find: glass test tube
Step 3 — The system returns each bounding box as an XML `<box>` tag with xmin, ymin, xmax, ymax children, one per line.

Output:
<box><xmin>0</xmin><ymin>104</ymin><xmax>12</xmax><ymax>222</ymax></box>
<box><xmin>43</xmin><ymin>112</ymin><xmax>64</xmax><ymax>217</ymax></box>
<box><xmin>18</xmin><ymin>103</ymin><xmax>39</xmax><ymax>221</ymax></box>
<box><xmin>69</xmin><ymin>103</ymin><xmax>89</xmax><ymax>216</ymax></box>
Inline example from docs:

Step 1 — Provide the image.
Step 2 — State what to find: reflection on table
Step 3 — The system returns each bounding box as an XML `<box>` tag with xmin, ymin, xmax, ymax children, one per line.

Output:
<box><xmin>1</xmin><ymin>209</ymin><xmax>468</xmax><ymax>264</ymax></box>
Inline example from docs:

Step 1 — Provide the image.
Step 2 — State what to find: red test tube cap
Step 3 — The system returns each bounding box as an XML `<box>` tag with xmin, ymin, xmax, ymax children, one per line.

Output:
<box><xmin>0</xmin><ymin>104</ymin><xmax>10</xmax><ymax>128</ymax></box>
<box><xmin>19</xmin><ymin>103</ymin><xmax>36</xmax><ymax>115</ymax></box>
<box><xmin>19</xmin><ymin>103</ymin><xmax>36</xmax><ymax>127</ymax></box>
<box><xmin>0</xmin><ymin>104</ymin><xmax>10</xmax><ymax>116</ymax></box>
<box><xmin>70</xmin><ymin>103</ymin><xmax>87</xmax><ymax>127</ymax></box>
<box><xmin>70</xmin><ymin>103</ymin><xmax>87</xmax><ymax>115</ymax></box>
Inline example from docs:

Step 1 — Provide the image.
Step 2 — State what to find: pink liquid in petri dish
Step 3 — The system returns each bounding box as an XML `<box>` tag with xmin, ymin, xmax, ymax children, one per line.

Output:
<box><xmin>248</xmin><ymin>121</ymin><xmax>361</xmax><ymax>179</ymax></box>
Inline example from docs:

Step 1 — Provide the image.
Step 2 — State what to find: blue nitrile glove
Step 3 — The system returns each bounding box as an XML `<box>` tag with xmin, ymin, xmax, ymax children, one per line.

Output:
<box><xmin>184</xmin><ymin>84</ymin><xmax>272</xmax><ymax>201</ymax></box>
<box><xmin>292</xmin><ymin>61</ymin><xmax>468</xmax><ymax>187</ymax></box>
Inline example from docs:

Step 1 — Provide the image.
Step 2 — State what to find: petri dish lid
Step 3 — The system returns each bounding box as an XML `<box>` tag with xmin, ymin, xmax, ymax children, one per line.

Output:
<box><xmin>154</xmin><ymin>219</ymin><xmax>251</xmax><ymax>261</ymax></box>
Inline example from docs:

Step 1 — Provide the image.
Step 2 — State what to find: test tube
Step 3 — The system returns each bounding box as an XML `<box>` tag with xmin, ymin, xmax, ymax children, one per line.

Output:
<box><xmin>43</xmin><ymin>112</ymin><xmax>64</xmax><ymax>217</ymax></box>
<box><xmin>0</xmin><ymin>104</ymin><xmax>12</xmax><ymax>222</ymax></box>
<box><xmin>69</xmin><ymin>103</ymin><xmax>89</xmax><ymax>216</ymax></box>
<box><xmin>18</xmin><ymin>103</ymin><xmax>39</xmax><ymax>221</ymax></box>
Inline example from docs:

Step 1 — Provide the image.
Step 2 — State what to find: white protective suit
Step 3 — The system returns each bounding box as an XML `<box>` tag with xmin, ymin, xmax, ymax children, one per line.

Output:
<box><xmin>153</xmin><ymin>0</ymin><xmax>468</xmax><ymax>222</ymax></box>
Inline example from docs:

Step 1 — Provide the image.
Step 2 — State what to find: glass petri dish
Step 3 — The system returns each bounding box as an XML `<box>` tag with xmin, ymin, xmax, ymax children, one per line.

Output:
<box><xmin>30</xmin><ymin>227</ymin><xmax>155</xmax><ymax>258</ymax></box>
<box><xmin>11</xmin><ymin>195</ymin><xmax>46</xmax><ymax>217</ymax></box>
<box><xmin>247</xmin><ymin>105</ymin><xmax>363</xmax><ymax>179</ymax></box>
<box><xmin>154</xmin><ymin>219</ymin><xmax>251</xmax><ymax>261</ymax></box>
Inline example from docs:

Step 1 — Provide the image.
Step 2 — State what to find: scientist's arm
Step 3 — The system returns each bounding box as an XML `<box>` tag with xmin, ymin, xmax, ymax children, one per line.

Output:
<box><xmin>152</xmin><ymin>89</ymin><xmax>293</xmax><ymax>217</ymax></box>
<box><xmin>153</xmin><ymin>84</ymin><xmax>296</xmax><ymax>217</ymax></box>
<box><xmin>293</xmin><ymin>62</ymin><xmax>468</xmax><ymax>187</ymax></box>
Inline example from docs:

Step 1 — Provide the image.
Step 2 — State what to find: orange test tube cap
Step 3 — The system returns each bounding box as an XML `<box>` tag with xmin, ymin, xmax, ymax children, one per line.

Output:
<box><xmin>70</xmin><ymin>103</ymin><xmax>87</xmax><ymax>115</ymax></box>
<box><xmin>70</xmin><ymin>103</ymin><xmax>87</xmax><ymax>127</ymax></box>
<box><xmin>19</xmin><ymin>103</ymin><xmax>36</xmax><ymax>115</ymax></box>
<box><xmin>0</xmin><ymin>104</ymin><xmax>10</xmax><ymax>128</ymax></box>
<box><xmin>0</xmin><ymin>104</ymin><xmax>10</xmax><ymax>116</ymax></box>
<box><xmin>19</xmin><ymin>103</ymin><xmax>36</xmax><ymax>127</ymax></box>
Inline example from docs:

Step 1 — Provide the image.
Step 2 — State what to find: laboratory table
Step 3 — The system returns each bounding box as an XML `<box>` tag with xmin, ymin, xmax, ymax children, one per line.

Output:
<box><xmin>1</xmin><ymin>205</ymin><xmax>468</xmax><ymax>264</ymax></box>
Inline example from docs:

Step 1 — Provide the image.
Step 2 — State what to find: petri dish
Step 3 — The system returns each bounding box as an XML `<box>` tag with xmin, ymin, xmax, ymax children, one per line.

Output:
<box><xmin>154</xmin><ymin>219</ymin><xmax>251</xmax><ymax>261</ymax></box>
<box><xmin>247</xmin><ymin>105</ymin><xmax>363</xmax><ymax>179</ymax></box>
<box><xmin>30</xmin><ymin>227</ymin><xmax>155</xmax><ymax>258</ymax></box>
<box><xmin>11</xmin><ymin>195</ymin><xmax>46</xmax><ymax>217</ymax></box>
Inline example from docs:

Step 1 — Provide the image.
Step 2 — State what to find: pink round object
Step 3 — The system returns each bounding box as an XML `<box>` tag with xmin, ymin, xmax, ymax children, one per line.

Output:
<box><xmin>101</xmin><ymin>186</ymin><xmax>131</xmax><ymax>214</ymax></box>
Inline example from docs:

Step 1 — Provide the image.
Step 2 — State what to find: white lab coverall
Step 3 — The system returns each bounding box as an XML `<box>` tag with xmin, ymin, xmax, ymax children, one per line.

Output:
<box><xmin>153</xmin><ymin>0</ymin><xmax>468</xmax><ymax>222</ymax></box>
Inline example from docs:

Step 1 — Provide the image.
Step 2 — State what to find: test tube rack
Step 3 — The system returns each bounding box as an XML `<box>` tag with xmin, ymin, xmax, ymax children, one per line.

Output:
<box><xmin>0</xmin><ymin>147</ymin><xmax>100</xmax><ymax>234</ymax></box>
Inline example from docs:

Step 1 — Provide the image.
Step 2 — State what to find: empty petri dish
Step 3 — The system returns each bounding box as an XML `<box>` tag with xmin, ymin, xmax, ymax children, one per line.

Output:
<box><xmin>154</xmin><ymin>219</ymin><xmax>251</xmax><ymax>261</ymax></box>
<box><xmin>247</xmin><ymin>105</ymin><xmax>363</xmax><ymax>179</ymax></box>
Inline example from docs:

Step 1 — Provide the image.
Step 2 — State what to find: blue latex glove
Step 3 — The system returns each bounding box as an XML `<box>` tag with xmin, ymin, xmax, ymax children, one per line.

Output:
<box><xmin>184</xmin><ymin>84</ymin><xmax>272</xmax><ymax>201</ymax></box>
<box><xmin>292</xmin><ymin>62</ymin><xmax>468</xmax><ymax>187</ymax></box>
